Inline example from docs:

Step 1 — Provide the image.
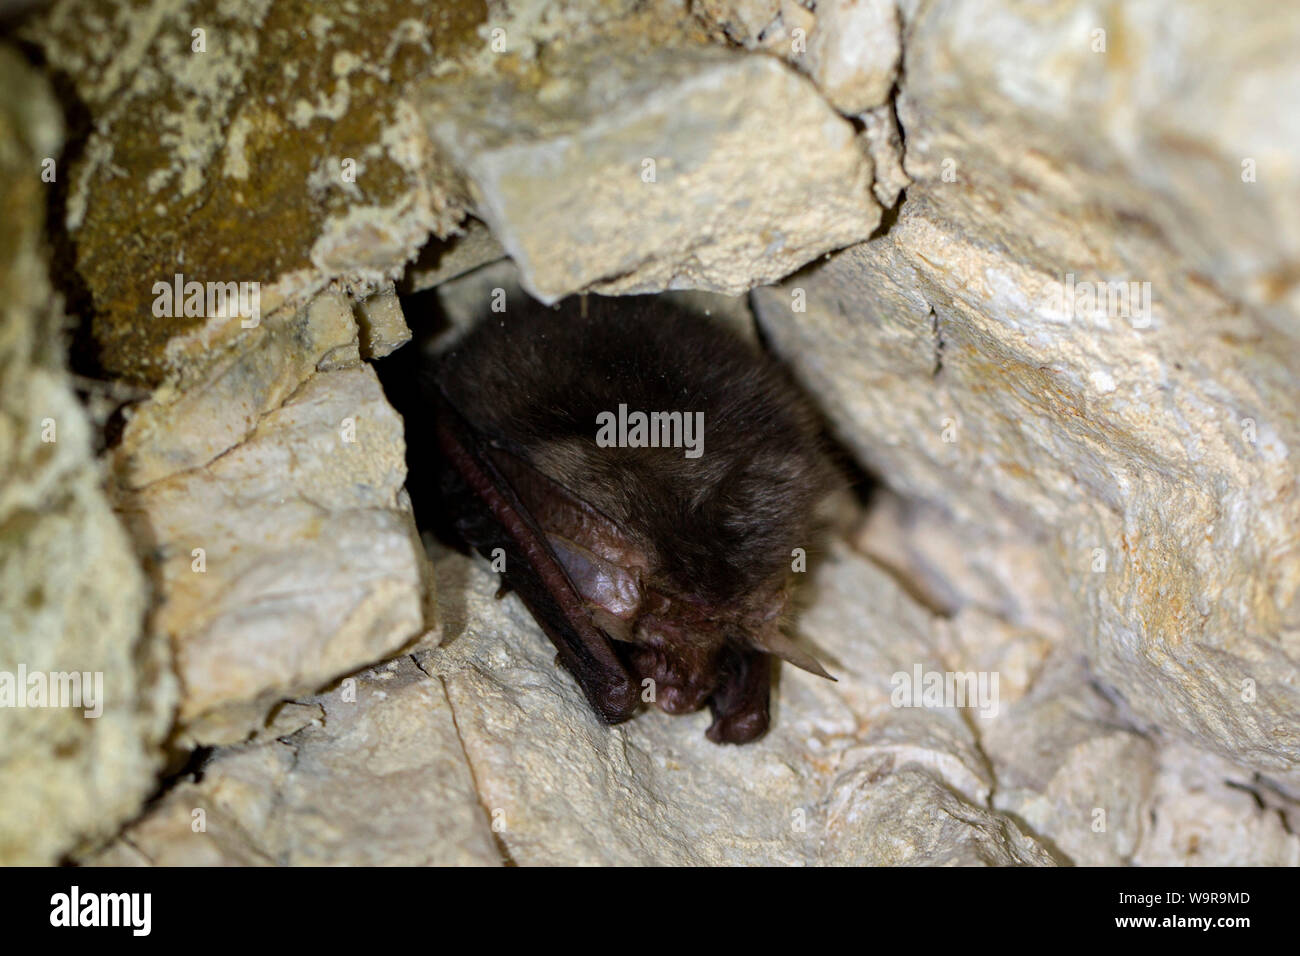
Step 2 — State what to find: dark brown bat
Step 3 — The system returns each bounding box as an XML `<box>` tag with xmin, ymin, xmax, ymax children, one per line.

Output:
<box><xmin>408</xmin><ymin>293</ymin><xmax>835</xmax><ymax>744</ymax></box>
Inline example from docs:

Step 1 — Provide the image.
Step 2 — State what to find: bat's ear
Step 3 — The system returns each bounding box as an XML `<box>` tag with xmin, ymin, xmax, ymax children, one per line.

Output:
<box><xmin>746</xmin><ymin>625</ymin><xmax>836</xmax><ymax>681</ymax></box>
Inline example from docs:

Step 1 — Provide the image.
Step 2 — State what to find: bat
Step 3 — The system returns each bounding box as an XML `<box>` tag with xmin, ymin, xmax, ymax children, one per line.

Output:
<box><xmin>399</xmin><ymin>292</ymin><xmax>835</xmax><ymax>744</ymax></box>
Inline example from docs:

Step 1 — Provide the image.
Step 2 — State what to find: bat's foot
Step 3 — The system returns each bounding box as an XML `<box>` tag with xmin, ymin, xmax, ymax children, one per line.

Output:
<box><xmin>706</xmin><ymin>706</ymin><xmax>769</xmax><ymax>745</ymax></box>
<box><xmin>586</xmin><ymin>674</ymin><xmax>641</xmax><ymax>724</ymax></box>
<box><xmin>704</xmin><ymin>649</ymin><xmax>772</xmax><ymax>745</ymax></box>
<box><xmin>553</xmin><ymin>652</ymin><xmax>640</xmax><ymax>724</ymax></box>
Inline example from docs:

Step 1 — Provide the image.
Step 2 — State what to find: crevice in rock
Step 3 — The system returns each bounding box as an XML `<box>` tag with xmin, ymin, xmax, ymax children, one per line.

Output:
<box><xmin>159</xmin><ymin>744</ymin><xmax>215</xmax><ymax>788</ymax></box>
<box><xmin>1227</xmin><ymin>776</ymin><xmax>1299</xmax><ymax>836</ymax></box>
<box><xmin>409</xmin><ymin>654</ymin><xmax>517</xmax><ymax>867</ymax></box>
<box><xmin>5</xmin><ymin>0</ymin><xmax>1294</xmax><ymax>867</ymax></box>
<box><xmin>868</xmin><ymin>188</ymin><xmax>906</xmax><ymax>242</ymax></box>
<box><xmin>954</xmin><ymin>704</ymin><xmax>998</xmax><ymax>811</ymax></box>
<box><xmin>949</xmin><ymin>685</ymin><xmax>1079</xmax><ymax>866</ymax></box>
<box><xmin>888</xmin><ymin>75</ymin><xmax>907</xmax><ymax>150</ymax></box>
<box><xmin>929</xmin><ymin>305</ymin><xmax>944</xmax><ymax>377</ymax></box>
<box><xmin>997</xmin><ymin>808</ymin><xmax>1076</xmax><ymax>866</ymax></box>
<box><xmin>11</xmin><ymin>37</ymin><xmax>98</xmax><ymax>377</ymax></box>
<box><xmin>864</xmin><ymin>80</ymin><xmax>909</xmax><ymax>241</ymax></box>
<box><xmin>853</xmin><ymin>547</ymin><xmax>955</xmax><ymax>619</ymax></box>
<box><xmin>118</xmin><ymin>834</ymin><xmax>157</xmax><ymax>866</ymax></box>
<box><xmin>68</xmin><ymin>742</ymin><xmax>214</xmax><ymax>865</ymax></box>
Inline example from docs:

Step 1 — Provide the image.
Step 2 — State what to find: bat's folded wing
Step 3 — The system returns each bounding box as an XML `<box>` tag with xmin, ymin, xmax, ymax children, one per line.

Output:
<box><xmin>433</xmin><ymin>394</ymin><xmax>640</xmax><ymax>724</ymax></box>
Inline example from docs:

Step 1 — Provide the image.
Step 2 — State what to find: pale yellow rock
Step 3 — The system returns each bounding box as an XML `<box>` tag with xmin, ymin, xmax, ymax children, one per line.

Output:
<box><xmin>86</xmin><ymin>657</ymin><xmax>500</xmax><ymax>866</ymax></box>
<box><xmin>119</xmin><ymin>363</ymin><xmax>428</xmax><ymax>745</ymax></box>
<box><xmin>0</xmin><ymin>44</ymin><xmax>175</xmax><ymax>865</ymax></box>
<box><xmin>421</xmin><ymin>37</ymin><xmax>880</xmax><ymax>302</ymax></box>
<box><xmin>860</xmin><ymin>102</ymin><xmax>910</xmax><ymax>207</ymax></box>
<box><xmin>691</xmin><ymin>0</ymin><xmax>782</xmax><ymax>46</ymax></box>
<box><xmin>113</xmin><ymin>292</ymin><xmax>361</xmax><ymax>489</ymax></box>
<box><xmin>1133</xmin><ymin>744</ymin><xmax>1300</xmax><ymax>866</ymax></box>
<box><xmin>352</xmin><ymin>284</ymin><xmax>412</xmax><ymax>359</ymax></box>
<box><xmin>899</xmin><ymin>0</ymin><xmax>1300</xmax><ymax>332</ymax></box>
<box><xmin>418</xmin><ymin>541</ymin><xmax>1054</xmax><ymax>865</ymax></box>
<box><xmin>804</xmin><ymin>0</ymin><xmax>901</xmax><ymax>114</ymax></box>
<box><xmin>981</xmin><ymin>653</ymin><xmax>1157</xmax><ymax>866</ymax></box>
<box><xmin>752</xmin><ymin>0</ymin><xmax>1300</xmax><ymax>777</ymax></box>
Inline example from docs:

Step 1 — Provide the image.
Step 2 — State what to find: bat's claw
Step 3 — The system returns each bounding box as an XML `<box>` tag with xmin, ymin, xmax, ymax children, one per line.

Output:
<box><xmin>706</xmin><ymin>706</ymin><xmax>769</xmax><ymax>745</ymax></box>
<box><xmin>705</xmin><ymin>649</ymin><xmax>772</xmax><ymax>745</ymax></box>
<box><xmin>587</xmin><ymin>674</ymin><xmax>641</xmax><ymax>724</ymax></box>
<box><xmin>552</xmin><ymin>652</ymin><xmax>640</xmax><ymax>724</ymax></box>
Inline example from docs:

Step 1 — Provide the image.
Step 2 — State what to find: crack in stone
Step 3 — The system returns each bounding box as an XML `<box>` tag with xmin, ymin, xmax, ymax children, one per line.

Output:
<box><xmin>119</xmin><ymin>833</ymin><xmax>156</xmax><ymax>866</ymax></box>
<box><xmin>409</xmin><ymin>653</ymin><xmax>517</xmax><ymax>866</ymax></box>
<box><xmin>929</xmin><ymin>306</ymin><xmax>944</xmax><ymax>377</ymax></box>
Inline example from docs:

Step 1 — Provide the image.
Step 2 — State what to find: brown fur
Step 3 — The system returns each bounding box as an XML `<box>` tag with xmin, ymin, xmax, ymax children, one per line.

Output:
<box><xmin>436</xmin><ymin>294</ymin><xmax>834</xmax><ymax>608</ymax></box>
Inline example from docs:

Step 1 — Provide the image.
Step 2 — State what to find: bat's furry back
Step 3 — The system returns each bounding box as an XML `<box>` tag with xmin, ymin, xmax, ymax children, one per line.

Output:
<box><xmin>435</xmin><ymin>295</ymin><xmax>834</xmax><ymax>609</ymax></box>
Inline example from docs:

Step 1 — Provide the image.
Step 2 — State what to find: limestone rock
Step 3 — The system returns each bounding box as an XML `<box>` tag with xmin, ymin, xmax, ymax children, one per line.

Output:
<box><xmin>1133</xmin><ymin>744</ymin><xmax>1300</xmax><ymax>866</ymax></box>
<box><xmin>117</xmin><ymin>359</ymin><xmax>428</xmax><ymax>746</ymax></box>
<box><xmin>21</xmin><ymin>0</ymin><xmax>487</xmax><ymax>385</ymax></box>
<box><xmin>820</xmin><ymin>764</ymin><xmax>1055</xmax><ymax>865</ymax></box>
<box><xmin>690</xmin><ymin>0</ymin><xmax>782</xmax><ymax>47</ymax></box>
<box><xmin>352</xmin><ymin>284</ymin><xmax>412</xmax><ymax>359</ymax></box>
<box><xmin>981</xmin><ymin>652</ymin><xmax>1157</xmax><ymax>865</ymax></box>
<box><xmin>854</xmin><ymin>489</ymin><xmax>1068</xmax><ymax>645</ymax></box>
<box><xmin>401</xmin><ymin>217</ymin><xmax>504</xmax><ymax>294</ymax></box>
<box><xmin>416</xmin><ymin>541</ymin><xmax>1055</xmax><ymax>865</ymax></box>
<box><xmin>751</xmin><ymin>0</ymin><xmax>1300</xmax><ymax>780</ymax></box>
<box><xmin>803</xmin><ymin>0</ymin><xmax>901</xmax><ymax>115</ymax></box>
<box><xmin>860</xmin><ymin>102</ymin><xmax>910</xmax><ymax>207</ymax></box>
<box><xmin>434</xmin><ymin>256</ymin><xmax>760</xmax><ymax>346</ymax></box>
<box><xmin>0</xmin><ymin>45</ymin><xmax>175</xmax><ymax>865</ymax></box>
<box><xmin>112</xmin><ymin>291</ymin><xmax>360</xmax><ymax>489</ymax></box>
<box><xmin>11</xmin><ymin>0</ymin><xmax>1297</xmax><ymax>869</ymax></box>
<box><xmin>92</xmin><ymin>282</ymin><xmax>429</xmax><ymax>745</ymax></box>
<box><xmin>420</xmin><ymin>35</ymin><xmax>880</xmax><ymax>302</ymax></box>
<box><xmin>20</xmin><ymin>0</ymin><xmax>876</xmax><ymax>384</ymax></box>
<box><xmin>897</xmin><ymin>0</ymin><xmax>1300</xmax><ymax>334</ymax></box>
<box><xmin>693</xmin><ymin>0</ymin><xmax>902</xmax><ymax>118</ymax></box>
<box><xmin>86</xmin><ymin>657</ymin><xmax>500</xmax><ymax>866</ymax></box>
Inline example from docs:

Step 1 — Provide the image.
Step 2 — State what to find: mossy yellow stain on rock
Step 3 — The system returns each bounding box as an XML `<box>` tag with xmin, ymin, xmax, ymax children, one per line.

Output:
<box><xmin>29</xmin><ymin>0</ymin><xmax>486</xmax><ymax>386</ymax></box>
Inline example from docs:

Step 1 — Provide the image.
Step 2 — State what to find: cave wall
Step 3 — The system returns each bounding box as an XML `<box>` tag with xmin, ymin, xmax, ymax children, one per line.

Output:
<box><xmin>1</xmin><ymin>0</ymin><xmax>1296</xmax><ymax>865</ymax></box>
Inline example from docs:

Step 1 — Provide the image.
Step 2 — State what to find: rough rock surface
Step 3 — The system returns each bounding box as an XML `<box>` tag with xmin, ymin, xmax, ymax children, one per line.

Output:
<box><xmin>112</xmin><ymin>290</ymin><xmax>362</xmax><ymax>489</ymax></box>
<box><xmin>353</xmin><ymin>284</ymin><xmax>412</xmax><ymax>359</ymax></box>
<box><xmin>1134</xmin><ymin>744</ymin><xmax>1300</xmax><ymax>867</ymax></box>
<box><xmin>120</xmin><ymin>364</ymin><xmax>428</xmax><ymax>746</ymax></box>
<box><xmin>401</xmin><ymin>217</ymin><xmax>504</xmax><ymax>293</ymax></box>
<box><xmin>693</xmin><ymin>0</ymin><xmax>902</xmax><ymax>117</ymax></box>
<box><xmin>91</xmin><ymin>523</ymin><xmax>1300</xmax><ymax>866</ymax></box>
<box><xmin>19</xmin><ymin>0</ymin><xmax>875</xmax><ymax>385</ymax></box>
<box><xmin>22</xmin><ymin>0</ymin><xmax>487</xmax><ymax>385</ymax></box>
<box><xmin>9</xmin><ymin>0</ymin><xmax>1299</xmax><ymax>867</ymax></box>
<box><xmin>93</xmin><ymin>539</ymin><xmax>1062</xmax><ymax>866</ymax></box>
<box><xmin>421</xmin><ymin>34</ymin><xmax>880</xmax><ymax>302</ymax></box>
<box><xmin>753</xmin><ymin>0</ymin><xmax>1300</xmax><ymax>783</ymax></box>
<box><xmin>0</xmin><ymin>45</ymin><xmax>175</xmax><ymax>865</ymax></box>
<box><xmin>802</xmin><ymin>0</ymin><xmax>901</xmax><ymax>115</ymax></box>
<box><xmin>87</xmin><ymin>656</ymin><xmax>499</xmax><ymax>866</ymax></box>
<box><xmin>980</xmin><ymin>652</ymin><xmax>1156</xmax><ymax>866</ymax></box>
<box><xmin>113</xmin><ymin>291</ymin><xmax>428</xmax><ymax>746</ymax></box>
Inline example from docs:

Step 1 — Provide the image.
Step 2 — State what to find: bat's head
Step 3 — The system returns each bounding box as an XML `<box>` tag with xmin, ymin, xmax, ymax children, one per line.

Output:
<box><xmin>532</xmin><ymin>390</ymin><xmax>839</xmax><ymax>722</ymax></box>
<box><xmin>621</xmin><ymin>569</ymin><xmax>833</xmax><ymax>719</ymax></box>
<box><xmin>435</xmin><ymin>293</ymin><xmax>839</xmax><ymax>742</ymax></box>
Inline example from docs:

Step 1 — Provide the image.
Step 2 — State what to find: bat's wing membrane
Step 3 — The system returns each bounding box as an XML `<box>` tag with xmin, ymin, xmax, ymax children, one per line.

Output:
<box><xmin>434</xmin><ymin>393</ymin><xmax>640</xmax><ymax>724</ymax></box>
